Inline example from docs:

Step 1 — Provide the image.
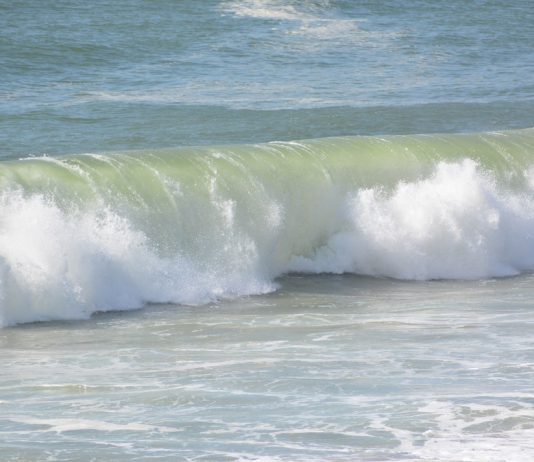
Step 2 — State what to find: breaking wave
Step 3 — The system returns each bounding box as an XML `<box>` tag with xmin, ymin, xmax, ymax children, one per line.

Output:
<box><xmin>1</xmin><ymin>128</ymin><xmax>534</xmax><ymax>326</ymax></box>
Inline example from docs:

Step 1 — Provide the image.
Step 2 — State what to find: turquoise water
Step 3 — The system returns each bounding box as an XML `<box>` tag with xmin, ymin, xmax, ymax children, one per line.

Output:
<box><xmin>1</xmin><ymin>1</ymin><xmax>534</xmax><ymax>461</ymax></box>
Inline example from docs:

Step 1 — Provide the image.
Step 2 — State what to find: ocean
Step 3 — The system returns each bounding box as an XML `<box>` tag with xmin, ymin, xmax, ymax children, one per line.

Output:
<box><xmin>1</xmin><ymin>1</ymin><xmax>534</xmax><ymax>460</ymax></box>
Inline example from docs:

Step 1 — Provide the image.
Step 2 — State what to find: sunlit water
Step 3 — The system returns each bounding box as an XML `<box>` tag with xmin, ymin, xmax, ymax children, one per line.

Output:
<box><xmin>2</xmin><ymin>275</ymin><xmax>534</xmax><ymax>461</ymax></box>
<box><xmin>1</xmin><ymin>0</ymin><xmax>534</xmax><ymax>460</ymax></box>
<box><xmin>1</xmin><ymin>0</ymin><xmax>533</xmax><ymax>158</ymax></box>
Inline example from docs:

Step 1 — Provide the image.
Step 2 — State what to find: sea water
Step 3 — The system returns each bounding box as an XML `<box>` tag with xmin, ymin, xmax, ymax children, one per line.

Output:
<box><xmin>1</xmin><ymin>1</ymin><xmax>534</xmax><ymax>461</ymax></box>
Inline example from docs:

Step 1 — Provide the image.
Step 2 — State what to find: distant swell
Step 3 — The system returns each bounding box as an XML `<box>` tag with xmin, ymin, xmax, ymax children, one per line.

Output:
<box><xmin>1</xmin><ymin>128</ymin><xmax>534</xmax><ymax>326</ymax></box>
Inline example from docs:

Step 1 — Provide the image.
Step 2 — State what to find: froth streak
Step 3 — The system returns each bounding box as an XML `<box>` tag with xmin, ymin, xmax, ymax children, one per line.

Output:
<box><xmin>1</xmin><ymin>129</ymin><xmax>533</xmax><ymax>326</ymax></box>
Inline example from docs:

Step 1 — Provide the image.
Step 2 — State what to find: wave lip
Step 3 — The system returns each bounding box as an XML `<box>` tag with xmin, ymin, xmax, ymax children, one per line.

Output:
<box><xmin>1</xmin><ymin>128</ymin><xmax>534</xmax><ymax>326</ymax></box>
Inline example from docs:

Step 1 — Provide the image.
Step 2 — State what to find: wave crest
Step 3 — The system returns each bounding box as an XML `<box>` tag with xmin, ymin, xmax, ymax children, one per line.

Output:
<box><xmin>1</xmin><ymin>129</ymin><xmax>534</xmax><ymax>325</ymax></box>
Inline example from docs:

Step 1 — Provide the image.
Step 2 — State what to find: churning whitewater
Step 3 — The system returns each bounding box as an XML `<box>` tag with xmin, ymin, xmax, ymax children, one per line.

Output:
<box><xmin>1</xmin><ymin>128</ymin><xmax>534</xmax><ymax>326</ymax></box>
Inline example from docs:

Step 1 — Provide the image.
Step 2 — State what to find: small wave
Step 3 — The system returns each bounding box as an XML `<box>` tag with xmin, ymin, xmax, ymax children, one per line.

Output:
<box><xmin>220</xmin><ymin>0</ymin><xmax>316</xmax><ymax>21</ymax></box>
<box><xmin>221</xmin><ymin>0</ymin><xmax>401</xmax><ymax>46</ymax></box>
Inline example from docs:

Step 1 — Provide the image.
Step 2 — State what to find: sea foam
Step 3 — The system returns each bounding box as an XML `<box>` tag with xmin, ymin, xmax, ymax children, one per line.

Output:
<box><xmin>289</xmin><ymin>159</ymin><xmax>534</xmax><ymax>279</ymax></box>
<box><xmin>1</xmin><ymin>129</ymin><xmax>534</xmax><ymax>326</ymax></box>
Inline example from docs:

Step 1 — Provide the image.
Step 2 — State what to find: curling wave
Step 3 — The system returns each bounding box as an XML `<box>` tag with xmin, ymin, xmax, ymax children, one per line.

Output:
<box><xmin>1</xmin><ymin>128</ymin><xmax>534</xmax><ymax>326</ymax></box>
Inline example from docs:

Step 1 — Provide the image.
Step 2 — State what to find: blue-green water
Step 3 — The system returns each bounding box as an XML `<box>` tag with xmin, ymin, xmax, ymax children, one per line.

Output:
<box><xmin>2</xmin><ymin>0</ymin><xmax>534</xmax><ymax>157</ymax></box>
<box><xmin>1</xmin><ymin>1</ymin><xmax>534</xmax><ymax>461</ymax></box>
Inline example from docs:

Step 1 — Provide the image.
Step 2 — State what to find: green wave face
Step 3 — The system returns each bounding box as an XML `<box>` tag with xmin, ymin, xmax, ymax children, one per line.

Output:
<box><xmin>1</xmin><ymin>128</ymin><xmax>534</xmax><ymax>326</ymax></box>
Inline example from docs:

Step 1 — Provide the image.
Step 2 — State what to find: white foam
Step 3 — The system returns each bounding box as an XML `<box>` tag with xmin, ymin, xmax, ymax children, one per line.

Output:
<box><xmin>289</xmin><ymin>159</ymin><xmax>534</xmax><ymax>280</ymax></box>
<box><xmin>219</xmin><ymin>0</ymin><xmax>397</xmax><ymax>46</ymax></box>
<box><xmin>10</xmin><ymin>417</ymin><xmax>180</xmax><ymax>433</ymax></box>
<box><xmin>0</xmin><ymin>190</ymin><xmax>274</xmax><ymax>327</ymax></box>
<box><xmin>220</xmin><ymin>0</ymin><xmax>313</xmax><ymax>21</ymax></box>
<box><xmin>367</xmin><ymin>398</ymin><xmax>534</xmax><ymax>461</ymax></box>
<box><xmin>3</xmin><ymin>158</ymin><xmax>534</xmax><ymax>326</ymax></box>
<box><xmin>417</xmin><ymin>400</ymin><xmax>534</xmax><ymax>461</ymax></box>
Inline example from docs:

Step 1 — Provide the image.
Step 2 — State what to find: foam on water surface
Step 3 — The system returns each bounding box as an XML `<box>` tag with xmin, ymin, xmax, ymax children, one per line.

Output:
<box><xmin>1</xmin><ymin>129</ymin><xmax>534</xmax><ymax>326</ymax></box>
<box><xmin>2</xmin><ymin>273</ymin><xmax>534</xmax><ymax>460</ymax></box>
<box><xmin>2</xmin><ymin>1</ymin><xmax>534</xmax><ymax>460</ymax></box>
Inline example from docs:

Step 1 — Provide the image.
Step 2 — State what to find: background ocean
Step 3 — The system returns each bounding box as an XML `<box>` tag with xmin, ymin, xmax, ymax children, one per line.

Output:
<box><xmin>1</xmin><ymin>1</ymin><xmax>534</xmax><ymax>460</ymax></box>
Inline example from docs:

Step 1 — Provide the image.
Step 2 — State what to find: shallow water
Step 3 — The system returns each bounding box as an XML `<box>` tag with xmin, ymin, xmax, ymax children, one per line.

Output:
<box><xmin>2</xmin><ymin>274</ymin><xmax>534</xmax><ymax>461</ymax></box>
